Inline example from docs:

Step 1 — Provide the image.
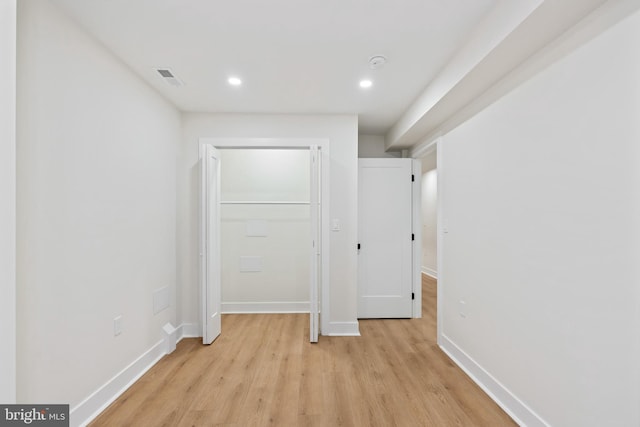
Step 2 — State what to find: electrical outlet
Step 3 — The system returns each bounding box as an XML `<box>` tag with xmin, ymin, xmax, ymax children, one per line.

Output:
<box><xmin>114</xmin><ymin>315</ymin><xmax>123</xmax><ymax>336</ymax></box>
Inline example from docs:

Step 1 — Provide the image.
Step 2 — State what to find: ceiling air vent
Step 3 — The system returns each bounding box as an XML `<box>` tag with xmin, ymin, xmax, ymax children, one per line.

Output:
<box><xmin>155</xmin><ymin>68</ymin><xmax>184</xmax><ymax>87</ymax></box>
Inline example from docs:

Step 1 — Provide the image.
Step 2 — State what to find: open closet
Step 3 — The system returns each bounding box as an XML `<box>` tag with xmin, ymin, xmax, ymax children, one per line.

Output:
<box><xmin>219</xmin><ymin>149</ymin><xmax>311</xmax><ymax>314</ymax></box>
<box><xmin>200</xmin><ymin>139</ymin><xmax>327</xmax><ymax>344</ymax></box>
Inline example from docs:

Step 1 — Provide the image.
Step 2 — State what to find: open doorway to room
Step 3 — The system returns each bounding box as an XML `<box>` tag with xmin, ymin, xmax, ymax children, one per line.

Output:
<box><xmin>420</xmin><ymin>149</ymin><xmax>438</xmax><ymax>282</ymax></box>
<box><xmin>417</xmin><ymin>145</ymin><xmax>438</xmax><ymax>330</ymax></box>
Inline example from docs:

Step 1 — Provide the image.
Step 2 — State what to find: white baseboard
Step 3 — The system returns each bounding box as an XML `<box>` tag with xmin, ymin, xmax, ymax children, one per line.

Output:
<box><xmin>71</xmin><ymin>339</ymin><xmax>166</xmax><ymax>427</ymax></box>
<box><xmin>439</xmin><ymin>334</ymin><xmax>549</xmax><ymax>427</ymax></box>
<box><xmin>222</xmin><ymin>301</ymin><xmax>310</xmax><ymax>314</ymax></box>
<box><xmin>324</xmin><ymin>321</ymin><xmax>360</xmax><ymax>336</ymax></box>
<box><xmin>422</xmin><ymin>267</ymin><xmax>438</xmax><ymax>279</ymax></box>
<box><xmin>177</xmin><ymin>322</ymin><xmax>200</xmax><ymax>342</ymax></box>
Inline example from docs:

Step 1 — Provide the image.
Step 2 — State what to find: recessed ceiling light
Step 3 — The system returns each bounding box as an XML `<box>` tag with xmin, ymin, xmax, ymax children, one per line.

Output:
<box><xmin>359</xmin><ymin>79</ymin><xmax>373</xmax><ymax>89</ymax></box>
<box><xmin>228</xmin><ymin>77</ymin><xmax>242</xmax><ymax>86</ymax></box>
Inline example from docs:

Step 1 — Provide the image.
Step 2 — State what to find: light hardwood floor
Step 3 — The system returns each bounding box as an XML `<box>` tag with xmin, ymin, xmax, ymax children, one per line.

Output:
<box><xmin>90</xmin><ymin>275</ymin><xmax>516</xmax><ymax>426</ymax></box>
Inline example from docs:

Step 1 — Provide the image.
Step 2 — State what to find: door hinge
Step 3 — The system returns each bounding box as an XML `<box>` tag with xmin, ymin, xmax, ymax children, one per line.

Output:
<box><xmin>357</xmin><ymin>243</ymin><xmax>361</xmax><ymax>250</ymax></box>
<box><xmin>411</xmin><ymin>233</ymin><xmax>415</xmax><ymax>241</ymax></box>
<box><xmin>412</xmin><ymin>174</ymin><xmax>415</xmax><ymax>182</ymax></box>
<box><xmin>412</xmin><ymin>292</ymin><xmax>415</xmax><ymax>300</ymax></box>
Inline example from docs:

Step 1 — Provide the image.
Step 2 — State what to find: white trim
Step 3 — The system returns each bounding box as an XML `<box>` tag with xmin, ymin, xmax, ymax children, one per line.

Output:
<box><xmin>200</xmin><ymin>137</ymin><xmax>329</xmax><ymax>150</ymax></box>
<box><xmin>440</xmin><ymin>334</ymin><xmax>550</xmax><ymax>427</ymax></box>
<box><xmin>309</xmin><ymin>144</ymin><xmax>320</xmax><ymax>342</ymax></box>
<box><xmin>318</xmin><ymin>144</ymin><xmax>331</xmax><ymax>336</ymax></box>
<box><xmin>0</xmin><ymin>0</ymin><xmax>17</xmax><ymax>404</ymax></box>
<box><xmin>412</xmin><ymin>159</ymin><xmax>422</xmax><ymax>318</ymax></box>
<box><xmin>324</xmin><ymin>321</ymin><xmax>360</xmax><ymax>336</ymax></box>
<box><xmin>71</xmin><ymin>339</ymin><xmax>166</xmax><ymax>427</ymax></box>
<box><xmin>422</xmin><ymin>267</ymin><xmax>438</xmax><ymax>279</ymax></box>
<box><xmin>436</xmin><ymin>138</ymin><xmax>444</xmax><ymax>345</ymax></box>
<box><xmin>177</xmin><ymin>323</ymin><xmax>200</xmax><ymax>342</ymax></box>
<box><xmin>220</xmin><ymin>200</ymin><xmax>310</xmax><ymax>205</ymax></box>
<box><xmin>222</xmin><ymin>301</ymin><xmax>310</xmax><ymax>314</ymax></box>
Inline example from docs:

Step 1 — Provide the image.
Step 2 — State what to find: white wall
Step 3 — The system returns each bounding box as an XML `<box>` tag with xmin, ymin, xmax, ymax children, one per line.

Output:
<box><xmin>439</xmin><ymin>9</ymin><xmax>640</xmax><ymax>427</ymax></box>
<box><xmin>420</xmin><ymin>152</ymin><xmax>437</xmax><ymax>278</ymax></box>
<box><xmin>17</xmin><ymin>0</ymin><xmax>181</xmax><ymax>413</ymax></box>
<box><xmin>178</xmin><ymin>113</ymin><xmax>359</xmax><ymax>334</ymax></box>
<box><xmin>219</xmin><ymin>149</ymin><xmax>310</xmax><ymax>312</ymax></box>
<box><xmin>0</xmin><ymin>0</ymin><xmax>17</xmax><ymax>404</ymax></box>
<box><xmin>358</xmin><ymin>134</ymin><xmax>401</xmax><ymax>158</ymax></box>
<box><xmin>220</xmin><ymin>149</ymin><xmax>310</xmax><ymax>201</ymax></box>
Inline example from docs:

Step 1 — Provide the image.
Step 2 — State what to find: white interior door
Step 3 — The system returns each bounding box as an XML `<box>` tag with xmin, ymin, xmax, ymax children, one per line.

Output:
<box><xmin>200</xmin><ymin>145</ymin><xmax>222</xmax><ymax>344</ymax></box>
<box><xmin>309</xmin><ymin>146</ymin><xmax>320</xmax><ymax>342</ymax></box>
<box><xmin>358</xmin><ymin>158</ymin><xmax>413</xmax><ymax>318</ymax></box>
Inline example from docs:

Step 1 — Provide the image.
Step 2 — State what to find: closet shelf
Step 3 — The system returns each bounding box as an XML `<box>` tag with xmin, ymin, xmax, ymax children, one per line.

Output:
<box><xmin>220</xmin><ymin>201</ymin><xmax>310</xmax><ymax>205</ymax></box>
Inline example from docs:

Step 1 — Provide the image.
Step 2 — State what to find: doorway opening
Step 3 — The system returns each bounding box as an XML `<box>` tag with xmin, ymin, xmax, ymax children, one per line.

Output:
<box><xmin>199</xmin><ymin>138</ymin><xmax>330</xmax><ymax>344</ymax></box>
<box><xmin>414</xmin><ymin>140</ymin><xmax>440</xmax><ymax>338</ymax></box>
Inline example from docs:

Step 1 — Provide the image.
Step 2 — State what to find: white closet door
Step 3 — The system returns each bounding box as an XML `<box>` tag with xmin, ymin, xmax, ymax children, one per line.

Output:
<box><xmin>200</xmin><ymin>145</ymin><xmax>222</xmax><ymax>344</ymax></box>
<box><xmin>309</xmin><ymin>146</ymin><xmax>320</xmax><ymax>342</ymax></box>
<box><xmin>358</xmin><ymin>158</ymin><xmax>413</xmax><ymax>318</ymax></box>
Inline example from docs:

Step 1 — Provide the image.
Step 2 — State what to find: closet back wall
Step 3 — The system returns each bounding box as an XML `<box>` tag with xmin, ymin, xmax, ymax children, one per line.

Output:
<box><xmin>220</xmin><ymin>149</ymin><xmax>311</xmax><ymax>313</ymax></box>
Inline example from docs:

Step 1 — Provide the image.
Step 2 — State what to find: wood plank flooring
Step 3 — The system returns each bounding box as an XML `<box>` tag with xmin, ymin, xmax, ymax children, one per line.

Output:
<box><xmin>90</xmin><ymin>275</ymin><xmax>516</xmax><ymax>426</ymax></box>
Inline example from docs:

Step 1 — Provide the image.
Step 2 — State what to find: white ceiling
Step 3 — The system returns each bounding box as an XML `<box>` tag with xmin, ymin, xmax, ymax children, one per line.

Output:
<box><xmin>50</xmin><ymin>0</ymin><xmax>498</xmax><ymax>135</ymax></box>
<box><xmin>48</xmin><ymin>0</ymin><xmax>616</xmax><ymax>145</ymax></box>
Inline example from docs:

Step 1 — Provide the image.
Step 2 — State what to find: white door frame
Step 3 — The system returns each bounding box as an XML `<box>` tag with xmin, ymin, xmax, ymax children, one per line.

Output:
<box><xmin>435</xmin><ymin>139</ymin><xmax>444</xmax><ymax>345</ymax></box>
<box><xmin>309</xmin><ymin>145</ymin><xmax>320</xmax><ymax>342</ymax></box>
<box><xmin>411</xmin><ymin>159</ymin><xmax>422</xmax><ymax>318</ymax></box>
<box><xmin>199</xmin><ymin>137</ymin><xmax>331</xmax><ymax>338</ymax></box>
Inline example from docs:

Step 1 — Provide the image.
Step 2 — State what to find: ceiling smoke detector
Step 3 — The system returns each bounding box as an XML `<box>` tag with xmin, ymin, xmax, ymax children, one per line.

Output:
<box><xmin>368</xmin><ymin>55</ymin><xmax>387</xmax><ymax>70</ymax></box>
